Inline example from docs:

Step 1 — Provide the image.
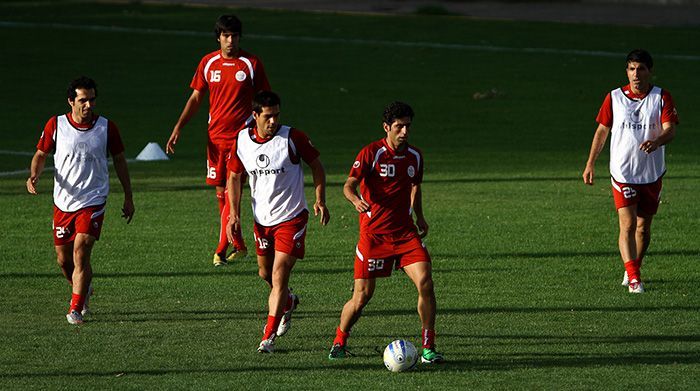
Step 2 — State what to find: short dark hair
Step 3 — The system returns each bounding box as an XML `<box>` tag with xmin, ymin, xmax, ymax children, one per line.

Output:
<box><xmin>626</xmin><ymin>49</ymin><xmax>653</xmax><ymax>69</ymax></box>
<box><xmin>383</xmin><ymin>101</ymin><xmax>414</xmax><ymax>125</ymax></box>
<box><xmin>67</xmin><ymin>76</ymin><xmax>97</xmax><ymax>101</ymax></box>
<box><xmin>214</xmin><ymin>14</ymin><xmax>242</xmax><ymax>39</ymax></box>
<box><xmin>252</xmin><ymin>90</ymin><xmax>281</xmax><ymax>113</ymax></box>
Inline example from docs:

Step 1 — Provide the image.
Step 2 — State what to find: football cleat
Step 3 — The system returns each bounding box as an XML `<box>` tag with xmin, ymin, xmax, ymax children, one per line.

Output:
<box><xmin>621</xmin><ymin>271</ymin><xmax>629</xmax><ymax>287</ymax></box>
<box><xmin>328</xmin><ymin>343</ymin><xmax>353</xmax><ymax>360</ymax></box>
<box><xmin>81</xmin><ymin>284</ymin><xmax>94</xmax><ymax>317</ymax></box>
<box><xmin>66</xmin><ymin>310</ymin><xmax>84</xmax><ymax>325</ymax></box>
<box><xmin>257</xmin><ymin>338</ymin><xmax>275</xmax><ymax>353</ymax></box>
<box><xmin>213</xmin><ymin>252</ymin><xmax>227</xmax><ymax>267</ymax></box>
<box><xmin>628</xmin><ymin>279</ymin><xmax>645</xmax><ymax>294</ymax></box>
<box><xmin>421</xmin><ymin>348</ymin><xmax>445</xmax><ymax>364</ymax></box>
<box><xmin>226</xmin><ymin>247</ymin><xmax>248</xmax><ymax>262</ymax></box>
<box><xmin>277</xmin><ymin>291</ymin><xmax>299</xmax><ymax>337</ymax></box>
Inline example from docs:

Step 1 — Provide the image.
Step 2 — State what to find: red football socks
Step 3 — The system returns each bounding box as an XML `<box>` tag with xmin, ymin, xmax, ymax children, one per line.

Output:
<box><xmin>216</xmin><ymin>192</ymin><xmax>225</xmax><ymax>213</ymax></box>
<box><xmin>624</xmin><ymin>259</ymin><xmax>640</xmax><ymax>281</ymax></box>
<box><xmin>263</xmin><ymin>315</ymin><xmax>280</xmax><ymax>340</ymax></box>
<box><xmin>216</xmin><ymin>190</ymin><xmax>246</xmax><ymax>254</ymax></box>
<box><xmin>215</xmin><ymin>196</ymin><xmax>230</xmax><ymax>255</ymax></box>
<box><xmin>69</xmin><ymin>293</ymin><xmax>84</xmax><ymax>313</ymax></box>
<box><xmin>333</xmin><ymin>327</ymin><xmax>349</xmax><ymax>346</ymax></box>
<box><xmin>422</xmin><ymin>328</ymin><xmax>435</xmax><ymax>349</ymax></box>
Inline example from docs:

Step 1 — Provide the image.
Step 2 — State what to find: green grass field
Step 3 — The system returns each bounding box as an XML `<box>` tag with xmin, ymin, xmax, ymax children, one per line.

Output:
<box><xmin>1</xmin><ymin>2</ymin><xmax>698</xmax><ymax>389</ymax></box>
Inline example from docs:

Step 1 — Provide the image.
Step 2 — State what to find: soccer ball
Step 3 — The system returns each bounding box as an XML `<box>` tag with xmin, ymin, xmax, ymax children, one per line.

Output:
<box><xmin>383</xmin><ymin>339</ymin><xmax>418</xmax><ymax>372</ymax></box>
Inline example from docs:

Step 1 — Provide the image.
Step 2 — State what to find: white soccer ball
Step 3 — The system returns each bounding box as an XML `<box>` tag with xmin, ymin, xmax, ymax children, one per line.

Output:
<box><xmin>383</xmin><ymin>339</ymin><xmax>418</xmax><ymax>372</ymax></box>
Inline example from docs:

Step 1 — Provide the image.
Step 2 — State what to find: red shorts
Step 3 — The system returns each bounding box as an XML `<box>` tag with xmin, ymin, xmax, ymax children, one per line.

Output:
<box><xmin>354</xmin><ymin>230</ymin><xmax>431</xmax><ymax>279</ymax></box>
<box><xmin>253</xmin><ymin>210</ymin><xmax>309</xmax><ymax>259</ymax></box>
<box><xmin>206</xmin><ymin>140</ymin><xmax>231</xmax><ymax>187</ymax></box>
<box><xmin>611</xmin><ymin>177</ymin><xmax>663</xmax><ymax>215</ymax></box>
<box><xmin>53</xmin><ymin>204</ymin><xmax>106</xmax><ymax>246</ymax></box>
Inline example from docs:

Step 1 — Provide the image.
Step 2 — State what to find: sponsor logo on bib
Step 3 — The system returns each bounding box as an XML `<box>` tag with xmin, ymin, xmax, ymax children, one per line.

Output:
<box><xmin>256</xmin><ymin>154</ymin><xmax>271</xmax><ymax>168</ymax></box>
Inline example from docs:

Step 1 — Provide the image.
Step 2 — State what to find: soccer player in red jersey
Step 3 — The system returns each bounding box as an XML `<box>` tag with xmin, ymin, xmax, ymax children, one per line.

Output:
<box><xmin>328</xmin><ymin>101</ymin><xmax>444</xmax><ymax>363</ymax></box>
<box><xmin>225</xmin><ymin>91</ymin><xmax>330</xmax><ymax>353</ymax></box>
<box><xmin>166</xmin><ymin>15</ymin><xmax>271</xmax><ymax>267</ymax></box>
<box><xmin>27</xmin><ymin>76</ymin><xmax>135</xmax><ymax>324</ymax></box>
<box><xmin>583</xmin><ymin>49</ymin><xmax>678</xmax><ymax>293</ymax></box>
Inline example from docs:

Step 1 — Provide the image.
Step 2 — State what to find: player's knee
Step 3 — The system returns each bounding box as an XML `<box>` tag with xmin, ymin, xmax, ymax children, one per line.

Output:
<box><xmin>258</xmin><ymin>268</ymin><xmax>271</xmax><ymax>283</ymax></box>
<box><xmin>619</xmin><ymin>223</ymin><xmax>635</xmax><ymax>235</ymax></box>
<box><xmin>636</xmin><ymin>224</ymin><xmax>651</xmax><ymax>238</ymax></box>
<box><xmin>417</xmin><ymin>278</ymin><xmax>435</xmax><ymax>297</ymax></box>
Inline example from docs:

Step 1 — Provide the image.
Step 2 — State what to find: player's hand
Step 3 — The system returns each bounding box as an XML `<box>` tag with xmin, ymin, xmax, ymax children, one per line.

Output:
<box><xmin>416</xmin><ymin>216</ymin><xmax>429</xmax><ymax>238</ymax></box>
<box><xmin>166</xmin><ymin>129</ymin><xmax>180</xmax><ymax>154</ymax></box>
<box><xmin>314</xmin><ymin>200</ymin><xmax>330</xmax><ymax>226</ymax></box>
<box><xmin>640</xmin><ymin>140</ymin><xmax>658</xmax><ymax>154</ymax></box>
<box><xmin>582</xmin><ymin>166</ymin><xmax>594</xmax><ymax>185</ymax></box>
<box><xmin>121</xmin><ymin>198</ymin><xmax>135</xmax><ymax>224</ymax></box>
<box><xmin>353</xmin><ymin>198</ymin><xmax>370</xmax><ymax>213</ymax></box>
<box><xmin>26</xmin><ymin>176</ymin><xmax>39</xmax><ymax>194</ymax></box>
<box><xmin>226</xmin><ymin>215</ymin><xmax>241</xmax><ymax>244</ymax></box>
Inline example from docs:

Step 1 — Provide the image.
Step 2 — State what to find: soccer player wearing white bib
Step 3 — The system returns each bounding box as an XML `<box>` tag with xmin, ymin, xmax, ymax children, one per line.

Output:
<box><xmin>583</xmin><ymin>50</ymin><xmax>679</xmax><ymax>294</ymax></box>
<box><xmin>225</xmin><ymin>91</ymin><xmax>330</xmax><ymax>353</ymax></box>
<box><xmin>27</xmin><ymin>77</ymin><xmax>135</xmax><ymax>324</ymax></box>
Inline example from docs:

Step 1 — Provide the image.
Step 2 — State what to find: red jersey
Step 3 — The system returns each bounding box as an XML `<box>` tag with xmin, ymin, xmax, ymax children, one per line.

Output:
<box><xmin>190</xmin><ymin>48</ymin><xmax>270</xmax><ymax>145</ymax></box>
<box><xmin>596</xmin><ymin>84</ymin><xmax>679</xmax><ymax>127</ymax></box>
<box><xmin>349</xmin><ymin>138</ymin><xmax>424</xmax><ymax>235</ymax></box>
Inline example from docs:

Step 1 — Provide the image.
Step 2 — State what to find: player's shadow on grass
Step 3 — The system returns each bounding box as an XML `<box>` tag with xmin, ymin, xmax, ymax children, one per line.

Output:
<box><xmin>90</xmin><ymin>308</ymin><xmax>263</xmax><ymax>323</ymax></box>
<box><xmin>360</xmin><ymin>305</ymin><xmax>699</xmax><ymax>317</ymax></box>
<box><xmin>459</xmin><ymin>249</ymin><xmax>700</xmax><ymax>259</ymax></box>
<box><xmin>4</xmin><ymin>348</ymin><xmax>698</xmax><ymax>378</ymax></box>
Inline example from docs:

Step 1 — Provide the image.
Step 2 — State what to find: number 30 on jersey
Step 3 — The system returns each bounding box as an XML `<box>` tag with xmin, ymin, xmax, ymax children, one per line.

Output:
<box><xmin>379</xmin><ymin>163</ymin><xmax>395</xmax><ymax>177</ymax></box>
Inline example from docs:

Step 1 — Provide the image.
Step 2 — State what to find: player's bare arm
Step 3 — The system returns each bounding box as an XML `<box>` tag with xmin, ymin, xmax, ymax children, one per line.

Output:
<box><xmin>26</xmin><ymin>150</ymin><xmax>48</xmax><ymax>194</ymax></box>
<box><xmin>308</xmin><ymin>158</ymin><xmax>330</xmax><ymax>226</ymax></box>
<box><xmin>411</xmin><ymin>183</ymin><xmax>429</xmax><ymax>238</ymax></box>
<box><xmin>225</xmin><ymin>170</ymin><xmax>243</xmax><ymax>244</ymax></box>
<box><xmin>583</xmin><ymin>123</ymin><xmax>611</xmax><ymax>185</ymax></box>
<box><xmin>640</xmin><ymin>122</ymin><xmax>676</xmax><ymax>154</ymax></box>
<box><xmin>343</xmin><ymin>176</ymin><xmax>370</xmax><ymax>213</ymax></box>
<box><xmin>112</xmin><ymin>152</ymin><xmax>135</xmax><ymax>224</ymax></box>
<box><xmin>167</xmin><ymin>89</ymin><xmax>204</xmax><ymax>154</ymax></box>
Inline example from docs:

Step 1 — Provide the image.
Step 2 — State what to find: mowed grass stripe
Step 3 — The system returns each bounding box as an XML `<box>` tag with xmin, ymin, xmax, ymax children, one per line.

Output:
<box><xmin>1</xmin><ymin>20</ymin><xmax>699</xmax><ymax>61</ymax></box>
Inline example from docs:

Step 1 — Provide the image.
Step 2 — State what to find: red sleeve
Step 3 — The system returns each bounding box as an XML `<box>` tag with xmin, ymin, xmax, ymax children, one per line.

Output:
<box><xmin>226</xmin><ymin>138</ymin><xmax>246</xmax><ymax>174</ymax></box>
<box><xmin>289</xmin><ymin>129</ymin><xmax>319</xmax><ymax>164</ymax></box>
<box><xmin>349</xmin><ymin>146</ymin><xmax>372</xmax><ymax>180</ymax></box>
<box><xmin>253</xmin><ymin>57</ymin><xmax>271</xmax><ymax>92</ymax></box>
<box><xmin>189</xmin><ymin>55</ymin><xmax>209</xmax><ymax>92</ymax></box>
<box><xmin>107</xmin><ymin>120</ymin><xmax>125</xmax><ymax>156</ymax></box>
<box><xmin>595</xmin><ymin>92</ymin><xmax>613</xmax><ymax>127</ymax></box>
<box><xmin>661</xmin><ymin>90</ymin><xmax>679</xmax><ymax>125</ymax></box>
<box><xmin>36</xmin><ymin>116</ymin><xmax>57</xmax><ymax>153</ymax></box>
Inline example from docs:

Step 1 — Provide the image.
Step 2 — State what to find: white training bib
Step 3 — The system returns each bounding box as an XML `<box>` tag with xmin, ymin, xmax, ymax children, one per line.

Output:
<box><xmin>609</xmin><ymin>86</ymin><xmax>665</xmax><ymax>184</ymax></box>
<box><xmin>236</xmin><ymin>125</ymin><xmax>308</xmax><ymax>226</ymax></box>
<box><xmin>52</xmin><ymin>115</ymin><xmax>110</xmax><ymax>212</ymax></box>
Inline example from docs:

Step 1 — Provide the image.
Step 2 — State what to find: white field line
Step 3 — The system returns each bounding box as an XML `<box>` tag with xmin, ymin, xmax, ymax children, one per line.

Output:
<box><xmin>0</xmin><ymin>151</ymin><xmax>138</xmax><ymax>177</ymax></box>
<box><xmin>1</xmin><ymin>21</ymin><xmax>699</xmax><ymax>61</ymax></box>
<box><xmin>0</xmin><ymin>150</ymin><xmax>34</xmax><ymax>156</ymax></box>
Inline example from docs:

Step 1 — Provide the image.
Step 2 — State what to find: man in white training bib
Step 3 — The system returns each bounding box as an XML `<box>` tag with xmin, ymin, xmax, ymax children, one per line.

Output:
<box><xmin>225</xmin><ymin>91</ymin><xmax>330</xmax><ymax>353</ymax></box>
<box><xmin>583</xmin><ymin>49</ymin><xmax>679</xmax><ymax>294</ymax></box>
<box><xmin>27</xmin><ymin>76</ymin><xmax>135</xmax><ymax>324</ymax></box>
